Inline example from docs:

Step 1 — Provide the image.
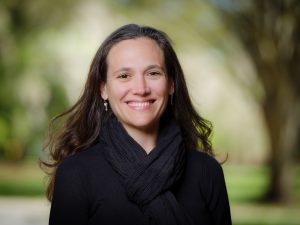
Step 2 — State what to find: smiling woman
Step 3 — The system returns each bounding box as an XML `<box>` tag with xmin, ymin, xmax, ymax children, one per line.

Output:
<box><xmin>101</xmin><ymin>38</ymin><xmax>173</xmax><ymax>152</ymax></box>
<box><xmin>42</xmin><ymin>24</ymin><xmax>231</xmax><ymax>225</ymax></box>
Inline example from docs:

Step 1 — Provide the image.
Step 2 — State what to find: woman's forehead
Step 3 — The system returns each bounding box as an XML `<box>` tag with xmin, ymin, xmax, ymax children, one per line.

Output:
<box><xmin>106</xmin><ymin>38</ymin><xmax>165</xmax><ymax>71</ymax></box>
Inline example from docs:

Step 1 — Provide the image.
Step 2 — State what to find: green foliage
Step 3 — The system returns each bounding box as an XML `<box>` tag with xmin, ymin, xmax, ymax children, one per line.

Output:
<box><xmin>0</xmin><ymin>0</ymin><xmax>74</xmax><ymax>161</ymax></box>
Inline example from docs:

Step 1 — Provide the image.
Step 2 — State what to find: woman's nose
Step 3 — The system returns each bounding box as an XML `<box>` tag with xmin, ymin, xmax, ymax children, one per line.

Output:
<box><xmin>132</xmin><ymin>75</ymin><xmax>150</xmax><ymax>95</ymax></box>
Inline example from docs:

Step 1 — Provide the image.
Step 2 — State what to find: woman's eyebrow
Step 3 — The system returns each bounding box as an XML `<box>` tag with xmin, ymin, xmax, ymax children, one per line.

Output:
<box><xmin>146</xmin><ymin>64</ymin><xmax>163</xmax><ymax>69</ymax></box>
<box><xmin>112</xmin><ymin>67</ymin><xmax>131</xmax><ymax>75</ymax></box>
<box><xmin>111</xmin><ymin>64</ymin><xmax>165</xmax><ymax>75</ymax></box>
<box><xmin>146</xmin><ymin>64</ymin><xmax>166</xmax><ymax>72</ymax></box>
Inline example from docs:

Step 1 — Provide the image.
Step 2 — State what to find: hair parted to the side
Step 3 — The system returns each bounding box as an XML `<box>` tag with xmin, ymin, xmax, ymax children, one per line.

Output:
<box><xmin>40</xmin><ymin>24</ymin><xmax>213</xmax><ymax>201</ymax></box>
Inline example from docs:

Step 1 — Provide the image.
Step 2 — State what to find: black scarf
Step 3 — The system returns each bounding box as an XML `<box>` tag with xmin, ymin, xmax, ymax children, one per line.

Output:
<box><xmin>100</xmin><ymin>117</ymin><xmax>193</xmax><ymax>225</ymax></box>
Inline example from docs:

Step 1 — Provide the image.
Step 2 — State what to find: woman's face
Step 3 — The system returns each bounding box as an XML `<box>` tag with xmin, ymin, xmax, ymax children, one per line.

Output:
<box><xmin>101</xmin><ymin>37</ymin><xmax>174</xmax><ymax>134</ymax></box>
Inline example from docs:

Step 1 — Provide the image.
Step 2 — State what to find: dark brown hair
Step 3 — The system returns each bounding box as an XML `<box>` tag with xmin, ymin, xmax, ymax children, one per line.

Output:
<box><xmin>41</xmin><ymin>24</ymin><xmax>213</xmax><ymax>201</ymax></box>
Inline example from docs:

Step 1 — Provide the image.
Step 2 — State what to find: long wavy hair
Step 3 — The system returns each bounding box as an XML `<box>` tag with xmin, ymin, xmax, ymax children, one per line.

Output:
<box><xmin>41</xmin><ymin>24</ymin><xmax>213</xmax><ymax>201</ymax></box>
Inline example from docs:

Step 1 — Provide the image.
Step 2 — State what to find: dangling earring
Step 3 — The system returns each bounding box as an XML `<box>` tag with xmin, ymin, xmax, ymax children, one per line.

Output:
<box><xmin>170</xmin><ymin>94</ymin><xmax>173</xmax><ymax>105</ymax></box>
<box><xmin>104</xmin><ymin>100</ymin><xmax>108</xmax><ymax>112</ymax></box>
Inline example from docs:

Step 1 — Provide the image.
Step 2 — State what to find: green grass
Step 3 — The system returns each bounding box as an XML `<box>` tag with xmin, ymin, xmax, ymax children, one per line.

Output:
<box><xmin>223</xmin><ymin>165</ymin><xmax>300</xmax><ymax>225</ymax></box>
<box><xmin>0</xmin><ymin>161</ymin><xmax>46</xmax><ymax>196</ymax></box>
<box><xmin>0</xmin><ymin>162</ymin><xmax>299</xmax><ymax>224</ymax></box>
<box><xmin>231</xmin><ymin>202</ymin><xmax>300</xmax><ymax>225</ymax></box>
<box><xmin>224</xmin><ymin>165</ymin><xmax>300</xmax><ymax>203</ymax></box>
<box><xmin>224</xmin><ymin>165</ymin><xmax>269</xmax><ymax>203</ymax></box>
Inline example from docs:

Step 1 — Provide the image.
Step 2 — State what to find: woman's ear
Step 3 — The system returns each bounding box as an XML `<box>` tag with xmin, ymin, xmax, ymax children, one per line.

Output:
<box><xmin>169</xmin><ymin>79</ymin><xmax>175</xmax><ymax>95</ymax></box>
<box><xmin>100</xmin><ymin>83</ymin><xmax>108</xmax><ymax>100</ymax></box>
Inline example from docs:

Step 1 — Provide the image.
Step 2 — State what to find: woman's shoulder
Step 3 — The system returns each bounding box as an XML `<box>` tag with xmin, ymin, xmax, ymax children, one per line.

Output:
<box><xmin>186</xmin><ymin>149</ymin><xmax>221</xmax><ymax>169</ymax></box>
<box><xmin>56</xmin><ymin>142</ymin><xmax>106</xmax><ymax>175</ymax></box>
<box><xmin>185</xmin><ymin>149</ymin><xmax>225</xmax><ymax>181</ymax></box>
<box><xmin>184</xmin><ymin>150</ymin><xmax>231</xmax><ymax>225</ymax></box>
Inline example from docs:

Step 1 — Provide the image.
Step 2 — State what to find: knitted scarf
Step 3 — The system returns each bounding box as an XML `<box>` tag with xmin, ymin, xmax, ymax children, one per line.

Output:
<box><xmin>100</xmin><ymin>117</ymin><xmax>193</xmax><ymax>225</ymax></box>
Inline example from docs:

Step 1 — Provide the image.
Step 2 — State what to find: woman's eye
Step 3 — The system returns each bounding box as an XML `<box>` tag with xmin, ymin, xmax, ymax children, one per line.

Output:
<box><xmin>118</xmin><ymin>74</ymin><xmax>129</xmax><ymax>79</ymax></box>
<box><xmin>148</xmin><ymin>71</ymin><xmax>161</xmax><ymax>76</ymax></box>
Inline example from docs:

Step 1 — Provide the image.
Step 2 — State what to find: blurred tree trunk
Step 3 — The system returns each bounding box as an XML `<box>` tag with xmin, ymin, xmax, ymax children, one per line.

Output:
<box><xmin>216</xmin><ymin>0</ymin><xmax>300</xmax><ymax>202</ymax></box>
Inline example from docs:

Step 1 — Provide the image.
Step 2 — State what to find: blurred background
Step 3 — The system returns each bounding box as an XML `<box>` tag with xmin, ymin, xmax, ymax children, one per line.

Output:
<box><xmin>0</xmin><ymin>0</ymin><xmax>299</xmax><ymax>224</ymax></box>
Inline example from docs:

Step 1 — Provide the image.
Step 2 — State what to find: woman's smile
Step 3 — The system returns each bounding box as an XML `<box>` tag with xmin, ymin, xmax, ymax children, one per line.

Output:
<box><xmin>126</xmin><ymin>99</ymin><xmax>155</xmax><ymax>111</ymax></box>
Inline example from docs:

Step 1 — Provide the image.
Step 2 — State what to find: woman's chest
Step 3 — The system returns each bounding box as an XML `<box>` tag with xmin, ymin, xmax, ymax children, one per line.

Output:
<box><xmin>87</xmin><ymin>165</ymin><xmax>211</xmax><ymax>225</ymax></box>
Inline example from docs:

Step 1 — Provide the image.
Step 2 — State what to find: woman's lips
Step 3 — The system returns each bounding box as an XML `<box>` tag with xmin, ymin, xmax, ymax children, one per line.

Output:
<box><xmin>126</xmin><ymin>100</ymin><xmax>155</xmax><ymax>110</ymax></box>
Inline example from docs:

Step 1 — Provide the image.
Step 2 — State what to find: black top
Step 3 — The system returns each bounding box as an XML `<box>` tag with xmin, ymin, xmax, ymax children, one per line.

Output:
<box><xmin>49</xmin><ymin>143</ymin><xmax>231</xmax><ymax>225</ymax></box>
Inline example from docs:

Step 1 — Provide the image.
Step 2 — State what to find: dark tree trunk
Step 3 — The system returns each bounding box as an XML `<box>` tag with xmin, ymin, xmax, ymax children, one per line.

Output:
<box><xmin>262</xmin><ymin>78</ymin><xmax>297</xmax><ymax>202</ymax></box>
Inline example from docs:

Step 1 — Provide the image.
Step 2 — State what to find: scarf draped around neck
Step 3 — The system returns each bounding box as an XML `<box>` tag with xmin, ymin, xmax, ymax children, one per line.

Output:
<box><xmin>100</xmin><ymin>117</ymin><xmax>193</xmax><ymax>225</ymax></box>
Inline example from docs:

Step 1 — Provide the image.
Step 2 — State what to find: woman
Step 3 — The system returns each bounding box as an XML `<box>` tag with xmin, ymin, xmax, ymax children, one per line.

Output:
<box><xmin>43</xmin><ymin>24</ymin><xmax>231</xmax><ymax>225</ymax></box>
